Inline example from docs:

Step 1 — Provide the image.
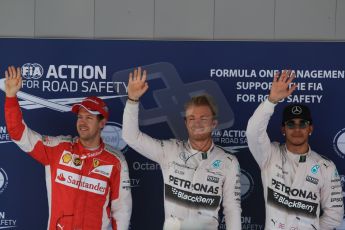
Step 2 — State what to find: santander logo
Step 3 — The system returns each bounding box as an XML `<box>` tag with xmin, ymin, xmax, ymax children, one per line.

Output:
<box><xmin>57</xmin><ymin>173</ymin><xmax>66</xmax><ymax>181</ymax></box>
<box><xmin>55</xmin><ymin>169</ymin><xmax>107</xmax><ymax>195</ymax></box>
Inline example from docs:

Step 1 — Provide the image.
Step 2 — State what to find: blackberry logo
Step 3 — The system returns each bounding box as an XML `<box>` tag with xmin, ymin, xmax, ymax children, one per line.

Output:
<box><xmin>333</xmin><ymin>128</ymin><xmax>345</xmax><ymax>159</ymax></box>
<box><xmin>21</xmin><ymin>63</ymin><xmax>44</xmax><ymax>79</ymax></box>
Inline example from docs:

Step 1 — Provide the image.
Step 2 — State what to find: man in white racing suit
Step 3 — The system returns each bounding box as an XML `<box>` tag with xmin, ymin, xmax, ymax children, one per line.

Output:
<box><xmin>122</xmin><ymin>67</ymin><xmax>241</xmax><ymax>230</ymax></box>
<box><xmin>246</xmin><ymin>70</ymin><xmax>344</xmax><ymax>230</ymax></box>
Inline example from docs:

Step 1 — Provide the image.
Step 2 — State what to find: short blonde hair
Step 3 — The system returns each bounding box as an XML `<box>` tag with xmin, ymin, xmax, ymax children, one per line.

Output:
<box><xmin>184</xmin><ymin>94</ymin><xmax>218</xmax><ymax>117</ymax></box>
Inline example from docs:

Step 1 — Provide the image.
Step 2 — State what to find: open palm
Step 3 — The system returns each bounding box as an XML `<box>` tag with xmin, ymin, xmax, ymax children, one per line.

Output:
<box><xmin>5</xmin><ymin>66</ymin><xmax>22</xmax><ymax>97</ymax></box>
<box><xmin>269</xmin><ymin>70</ymin><xmax>296</xmax><ymax>103</ymax></box>
<box><xmin>127</xmin><ymin>67</ymin><xmax>149</xmax><ymax>100</ymax></box>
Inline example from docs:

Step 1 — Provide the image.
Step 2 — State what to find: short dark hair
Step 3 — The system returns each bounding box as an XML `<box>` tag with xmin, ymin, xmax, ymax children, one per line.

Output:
<box><xmin>184</xmin><ymin>94</ymin><xmax>218</xmax><ymax>117</ymax></box>
<box><xmin>97</xmin><ymin>114</ymin><xmax>105</xmax><ymax>121</ymax></box>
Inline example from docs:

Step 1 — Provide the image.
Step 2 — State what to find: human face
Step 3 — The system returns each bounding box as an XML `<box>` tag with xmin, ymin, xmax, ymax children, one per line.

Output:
<box><xmin>76</xmin><ymin>107</ymin><xmax>105</xmax><ymax>143</ymax></box>
<box><xmin>185</xmin><ymin>105</ymin><xmax>216</xmax><ymax>142</ymax></box>
<box><xmin>282</xmin><ymin>118</ymin><xmax>313</xmax><ymax>147</ymax></box>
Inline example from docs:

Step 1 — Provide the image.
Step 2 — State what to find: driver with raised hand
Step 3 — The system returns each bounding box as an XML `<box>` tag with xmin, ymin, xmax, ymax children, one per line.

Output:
<box><xmin>246</xmin><ymin>70</ymin><xmax>344</xmax><ymax>230</ymax></box>
<box><xmin>4</xmin><ymin>66</ymin><xmax>132</xmax><ymax>230</ymax></box>
<box><xmin>122</xmin><ymin>67</ymin><xmax>241</xmax><ymax>230</ymax></box>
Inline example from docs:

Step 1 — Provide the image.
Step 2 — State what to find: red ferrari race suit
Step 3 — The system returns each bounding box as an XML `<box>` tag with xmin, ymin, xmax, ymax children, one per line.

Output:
<box><xmin>5</xmin><ymin>97</ymin><xmax>132</xmax><ymax>230</ymax></box>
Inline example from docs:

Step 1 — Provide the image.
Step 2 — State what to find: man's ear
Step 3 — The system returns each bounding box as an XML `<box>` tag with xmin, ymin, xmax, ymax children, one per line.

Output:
<box><xmin>281</xmin><ymin>126</ymin><xmax>286</xmax><ymax>136</ymax></box>
<box><xmin>309</xmin><ymin>125</ymin><xmax>314</xmax><ymax>136</ymax></box>
<box><xmin>100</xmin><ymin>119</ymin><xmax>107</xmax><ymax>129</ymax></box>
<box><xmin>212</xmin><ymin>120</ymin><xmax>218</xmax><ymax>128</ymax></box>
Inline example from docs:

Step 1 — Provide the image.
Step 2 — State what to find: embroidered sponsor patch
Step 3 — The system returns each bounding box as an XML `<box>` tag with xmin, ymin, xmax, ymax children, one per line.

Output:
<box><xmin>91</xmin><ymin>165</ymin><xmax>113</xmax><ymax>178</ymax></box>
<box><xmin>55</xmin><ymin>169</ymin><xmax>107</xmax><ymax>195</ymax></box>
<box><xmin>306</xmin><ymin>175</ymin><xmax>319</xmax><ymax>185</ymax></box>
<box><xmin>59</xmin><ymin>151</ymin><xmax>83</xmax><ymax>169</ymax></box>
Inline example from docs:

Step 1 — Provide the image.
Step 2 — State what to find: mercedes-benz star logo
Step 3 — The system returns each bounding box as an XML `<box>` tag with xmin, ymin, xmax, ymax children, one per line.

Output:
<box><xmin>291</xmin><ymin>106</ymin><xmax>302</xmax><ymax>115</ymax></box>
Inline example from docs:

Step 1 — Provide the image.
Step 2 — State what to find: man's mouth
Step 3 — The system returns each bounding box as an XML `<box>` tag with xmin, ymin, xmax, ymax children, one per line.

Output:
<box><xmin>79</xmin><ymin>126</ymin><xmax>89</xmax><ymax>131</ymax></box>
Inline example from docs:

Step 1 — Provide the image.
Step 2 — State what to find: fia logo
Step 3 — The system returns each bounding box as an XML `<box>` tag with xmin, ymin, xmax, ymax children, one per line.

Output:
<box><xmin>21</xmin><ymin>63</ymin><xmax>44</xmax><ymax>79</ymax></box>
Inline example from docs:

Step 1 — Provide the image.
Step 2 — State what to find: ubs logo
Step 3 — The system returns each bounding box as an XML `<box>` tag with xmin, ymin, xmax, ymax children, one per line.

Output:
<box><xmin>101</xmin><ymin>122</ymin><xmax>127</xmax><ymax>152</ymax></box>
<box><xmin>0</xmin><ymin>168</ymin><xmax>9</xmax><ymax>194</ymax></box>
<box><xmin>333</xmin><ymin>128</ymin><xmax>345</xmax><ymax>159</ymax></box>
<box><xmin>240</xmin><ymin>169</ymin><xmax>254</xmax><ymax>200</ymax></box>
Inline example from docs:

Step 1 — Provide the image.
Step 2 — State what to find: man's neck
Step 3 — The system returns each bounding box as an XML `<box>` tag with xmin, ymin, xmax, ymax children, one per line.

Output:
<box><xmin>80</xmin><ymin>138</ymin><xmax>101</xmax><ymax>149</ymax></box>
<box><xmin>286</xmin><ymin>143</ymin><xmax>309</xmax><ymax>155</ymax></box>
<box><xmin>189</xmin><ymin>138</ymin><xmax>213</xmax><ymax>152</ymax></box>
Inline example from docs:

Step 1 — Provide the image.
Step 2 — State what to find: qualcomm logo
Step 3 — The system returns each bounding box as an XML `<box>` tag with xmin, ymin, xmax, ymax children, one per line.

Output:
<box><xmin>21</xmin><ymin>63</ymin><xmax>44</xmax><ymax>79</ymax></box>
<box><xmin>240</xmin><ymin>169</ymin><xmax>254</xmax><ymax>200</ymax></box>
<box><xmin>0</xmin><ymin>168</ymin><xmax>9</xmax><ymax>194</ymax></box>
<box><xmin>333</xmin><ymin>128</ymin><xmax>345</xmax><ymax>159</ymax></box>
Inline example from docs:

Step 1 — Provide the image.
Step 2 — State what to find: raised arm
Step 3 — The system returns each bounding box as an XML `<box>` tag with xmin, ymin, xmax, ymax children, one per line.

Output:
<box><xmin>5</xmin><ymin>66</ymin><xmax>22</xmax><ymax>98</ymax></box>
<box><xmin>246</xmin><ymin>70</ymin><xmax>297</xmax><ymax>168</ymax></box>
<box><xmin>127</xmin><ymin>67</ymin><xmax>149</xmax><ymax>102</ymax></box>
<box><xmin>4</xmin><ymin>66</ymin><xmax>26</xmax><ymax>141</ymax></box>
<box><xmin>4</xmin><ymin>66</ymin><xmax>61</xmax><ymax>165</ymax></box>
<box><xmin>122</xmin><ymin>67</ymin><xmax>167</xmax><ymax>164</ymax></box>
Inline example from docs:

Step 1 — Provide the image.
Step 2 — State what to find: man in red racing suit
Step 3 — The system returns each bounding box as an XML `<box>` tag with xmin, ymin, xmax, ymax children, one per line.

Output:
<box><xmin>4</xmin><ymin>66</ymin><xmax>132</xmax><ymax>230</ymax></box>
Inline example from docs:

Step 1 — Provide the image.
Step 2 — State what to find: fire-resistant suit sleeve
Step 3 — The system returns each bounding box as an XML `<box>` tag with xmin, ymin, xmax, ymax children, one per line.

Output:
<box><xmin>222</xmin><ymin>155</ymin><xmax>242</xmax><ymax>230</ymax></box>
<box><xmin>319</xmin><ymin>162</ymin><xmax>344</xmax><ymax>230</ymax></box>
<box><xmin>5</xmin><ymin>96</ymin><xmax>61</xmax><ymax>165</ymax></box>
<box><xmin>110</xmin><ymin>157</ymin><xmax>132</xmax><ymax>230</ymax></box>
<box><xmin>122</xmin><ymin>101</ymin><xmax>166</xmax><ymax>164</ymax></box>
<box><xmin>246</xmin><ymin>99</ymin><xmax>277</xmax><ymax>169</ymax></box>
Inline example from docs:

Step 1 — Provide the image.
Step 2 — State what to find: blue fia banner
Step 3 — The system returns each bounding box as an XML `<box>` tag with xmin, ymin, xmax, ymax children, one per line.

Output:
<box><xmin>0</xmin><ymin>39</ymin><xmax>344</xmax><ymax>229</ymax></box>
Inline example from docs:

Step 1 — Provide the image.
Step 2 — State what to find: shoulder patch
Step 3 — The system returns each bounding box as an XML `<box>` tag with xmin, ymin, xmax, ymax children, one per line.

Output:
<box><xmin>41</xmin><ymin>135</ymin><xmax>72</xmax><ymax>146</ymax></box>
<box><xmin>216</xmin><ymin>145</ymin><xmax>233</xmax><ymax>155</ymax></box>
<box><xmin>59</xmin><ymin>135</ymin><xmax>73</xmax><ymax>142</ymax></box>
<box><xmin>319</xmin><ymin>154</ymin><xmax>331</xmax><ymax>162</ymax></box>
<box><xmin>171</xmin><ymin>139</ymin><xmax>182</xmax><ymax>146</ymax></box>
<box><xmin>314</xmin><ymin>153</ymin><xmax>336</xmax><ymax>170</ymax></box>
<box><xmin>104</xmin><ymin>144</ymin><xmax>125</xmax><ymax>160</ymax></box>
<box><xmin>227</xmin><ymin>156</ymin><xmax>234</xmax><ymax>162</ymax></box>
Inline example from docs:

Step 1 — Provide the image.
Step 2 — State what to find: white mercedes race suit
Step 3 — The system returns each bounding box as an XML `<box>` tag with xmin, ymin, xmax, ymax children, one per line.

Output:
<box><xmin>246</xmin><ymin>99</ymin><xmax>344</xmax><ymax>230</ymax></box>
<box><xmin>122</xmin><ymin>101</ymin><xmax>241</xmax><ymax>230</ymax></box>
